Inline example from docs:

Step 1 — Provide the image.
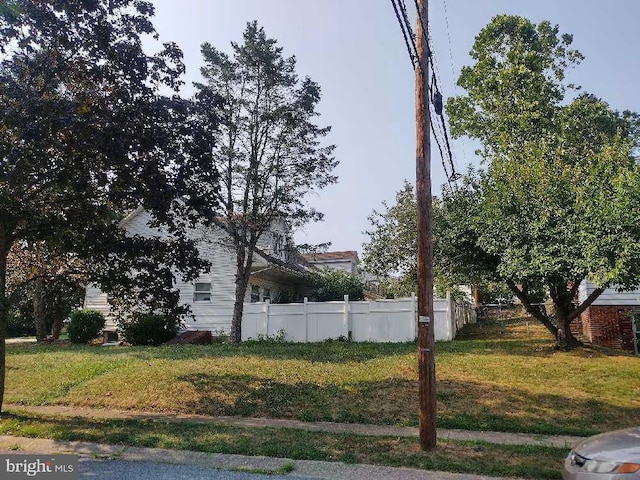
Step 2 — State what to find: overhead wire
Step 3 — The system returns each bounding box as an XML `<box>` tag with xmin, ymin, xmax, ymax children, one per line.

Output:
<box><xmin>390</xmin><ymin>0</ymin><xmax>417</xmax><ymax>67</ymax></box>
<box><xmin>439</xmin><ymin>0</ymin><xmax>467</xmax><ymax>178</ymax></box>
<box><xmin>397</xmin><ymin>0</ymin><xmax>421</xmax><ymax>72</ymax></box>
<box><xmin>389</xmin><ymin>0</ymin><xmax>460</xmax><ymax>185</ymax></box>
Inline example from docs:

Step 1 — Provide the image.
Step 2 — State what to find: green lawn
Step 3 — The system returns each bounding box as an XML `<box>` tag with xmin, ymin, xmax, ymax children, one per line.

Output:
<box><xmin>5</xmin><ymin>318</ymin><xmax>640</xmax><ymax>436</ymax></box>
<box><xmin>0</xmin><ymin>411</ymin><xmax>567</xmax><ymax>479</ymax></box>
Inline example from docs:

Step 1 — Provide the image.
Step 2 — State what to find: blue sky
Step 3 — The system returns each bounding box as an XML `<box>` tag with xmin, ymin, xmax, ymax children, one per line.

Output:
<box><xmin>147</xmin><ymin>0</ymin><xmax>640</xmax><ymax>255</ymax></box>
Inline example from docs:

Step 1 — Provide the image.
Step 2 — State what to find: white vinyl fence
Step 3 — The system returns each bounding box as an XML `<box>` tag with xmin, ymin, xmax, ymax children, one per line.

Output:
<box><xmin>242</xmin><ymin>293</ymin><xmax>476</xmax><ymax>343</ymax></box>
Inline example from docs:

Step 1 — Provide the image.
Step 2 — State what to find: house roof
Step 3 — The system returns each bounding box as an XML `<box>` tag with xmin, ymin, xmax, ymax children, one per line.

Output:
<box><xmin>255</xmin><ymin>248</ymin><xmax>309</xmax><ymax>275</ymax></box>
<box><xmin>302</xmin><ymin>251</ymin><xmax>359</xmax><ymax>263</ymax></box>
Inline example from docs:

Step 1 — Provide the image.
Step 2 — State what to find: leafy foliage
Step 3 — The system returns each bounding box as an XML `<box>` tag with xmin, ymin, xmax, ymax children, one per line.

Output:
<box><xmin>307</xmin><ymin>269</ymin><xmax>365</xmax><ymax>302</ymax></box>
<box><xmin>0</xmin><ymin>0</ymin><xmax>219</xmax><ymax>410</ymax></box>
<box><xmin>118</xmin><ymin>313</ymin><xmax>179</xmax><ymax>346</ymax></box>
<box><xmin>66</xmin><ymin>310</ymin><xmax>105</xmax><ymax>344</ymax></box>
<box><xmin>362</xmin><ymin>181</ymin><xmax>417</xmax><ymax>297</ymax></box>
<box><xmin>6</xmin><ymin>242</ymin><xmax>85</xmax><ymax>341</ymax></box>
<box><xmin>196</xmin><ymin>21</ymin><xmax>337</xmax><ymax>342</ymax></box>
<box><xmin>363</xmin><ymin>180</ymin><xmax>489</xmax><ymax>299</ymax></box>
<box><xmin>445</xmin><ymin>15</ymin><xmax>640</xmax><ymax>348</ymax></box>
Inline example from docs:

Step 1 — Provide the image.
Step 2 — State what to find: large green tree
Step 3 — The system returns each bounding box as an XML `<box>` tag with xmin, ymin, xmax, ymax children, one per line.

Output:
<box><xmin>362</xmin><ymin>181</ymin><xmax>418</xmax><ymax>297</ymax></box>
<box><xmin>197</xmin><ymin>21</ymin><xmax>337</xmax><ymax>343</ymax></box>
<box><xmin>0</xmin><ymin>0</ymin><xmax>219</xmax><ymax>411</ymax></box>
<box><xmin>362</xmin><ymin>179</ymin><xmax>502</xmax><ymax>302</ymax></box>
<box><xmin>445</xmin><ymin>15</ymin><xmax>640</xmax><ymax>349</ymax></box>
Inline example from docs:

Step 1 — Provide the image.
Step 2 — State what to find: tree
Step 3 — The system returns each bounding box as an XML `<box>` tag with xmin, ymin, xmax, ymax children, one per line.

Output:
<box><xmin>445</xmin><ymin>15</ymin><xmax>640</xmax><ymax>349</ymax></box>
<box><xmin>197</xmin><ymin>21</ymin><xmax>337</xmax><ymax>343</ymax></box>
<box><xmin>6</xmin><ymin>242</ymin><xmax>85</xmax><ymax>341</ymax></box>
<box><xmin>362</xmin><ymin>179</ymin><xmax>499</xmax><ymax>300</ymax></box>
<box><xmin>0</xmin><ymin>0</ymin><xmax>219</xmax><ymax>412</ymax></box>
<box><xmin>307</xmin><ymin>269</ymin><xmax>365</xmax><ymax>302</ymax></box>
<box><xmin>363</xmin><ymin>181</ymin><xmax>417</xmax><ymax>297</ymax></box>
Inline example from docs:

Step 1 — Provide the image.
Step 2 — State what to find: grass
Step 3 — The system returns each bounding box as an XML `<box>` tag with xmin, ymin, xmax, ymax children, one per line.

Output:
<box><xmin>5</xmin><ymin>317</ymin><xmax>640</xmax><ymax>436</ymax></box>
<box><xmin>0</xmin><ymin>411</ymin><xmax>567</xmax><ymax>479</ymax></box>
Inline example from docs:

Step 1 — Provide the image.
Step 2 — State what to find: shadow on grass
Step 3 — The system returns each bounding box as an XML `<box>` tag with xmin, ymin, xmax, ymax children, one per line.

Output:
<box><xmin>7</xmin><ymin>341</ymin><xmax>418</xmax><ymax>363</ymax></box>
<box><xmin>173</xmin><ymin>372</ymin><xmax>639</xmax><ymax>436</ymax></box>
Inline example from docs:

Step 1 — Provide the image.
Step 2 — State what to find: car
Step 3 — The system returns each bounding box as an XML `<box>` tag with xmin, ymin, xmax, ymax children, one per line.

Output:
<box><xmin>563</xmin><ymin>427</ymin><xmax>640</xmax><ymax>480</ymax></box>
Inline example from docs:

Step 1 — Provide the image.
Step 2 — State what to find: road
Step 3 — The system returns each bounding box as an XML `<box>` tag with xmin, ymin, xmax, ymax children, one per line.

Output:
<box><xmin>79</xmin><ymin>458</ymin><xmax>318</xmax><ymax>480</ymax></box>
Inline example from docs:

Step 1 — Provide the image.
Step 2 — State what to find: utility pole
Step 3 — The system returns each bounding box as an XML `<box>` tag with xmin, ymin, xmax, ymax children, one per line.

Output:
<box><xmin>414</xmin><ymin>0</ymin><xmax>437</xmax><ymax>451</ymax></box>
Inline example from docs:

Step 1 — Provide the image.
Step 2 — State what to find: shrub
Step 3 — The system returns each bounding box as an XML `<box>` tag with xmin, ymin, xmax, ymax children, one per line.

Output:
<box><xmin>119</xmin><ymin>313</ymin><xmax>179</xmax><ymax>346</ymax></box>
<box><xmin>308</xmin><ymin>270</ymin><xmax>365</xmax><ymax>301</ymax></box>
<box><xmin>67</xmin><ymin>310</ymin><xmax>105</xmax><ymax>344</ymax></box>
<box><xmin>7</xmin><ymin>311</ymin><xmax>36</xmax><ymax>337</ymax></box>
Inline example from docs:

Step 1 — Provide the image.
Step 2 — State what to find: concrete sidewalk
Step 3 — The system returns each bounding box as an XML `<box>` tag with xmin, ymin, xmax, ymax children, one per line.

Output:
<box><xmin>5</xmin><ymin>404</ymin><xmax>584</xmax><ymax>449</ymax></box>
<box><xmin>0</xmin><ymin>434</ymin><xmax>522</xmax><ymax>480</ymax></box>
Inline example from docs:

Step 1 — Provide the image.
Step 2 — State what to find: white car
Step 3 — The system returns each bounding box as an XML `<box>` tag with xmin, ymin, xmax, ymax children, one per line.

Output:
<box><xmin>563</xmin><ymin>427</ymin><xmax>640</xmax><ymax>480</ymax></box>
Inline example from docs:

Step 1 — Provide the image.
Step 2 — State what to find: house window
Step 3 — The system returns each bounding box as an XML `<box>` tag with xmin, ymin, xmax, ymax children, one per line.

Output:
<box><xmin>263</xmin><ymin>288</ymin><xmax>271</xmax><ymax>301</ymax></box>
<box><xmin>194</xmin><ymin>282</ymin><xmax>211</xmax><ymax>302</ymax></box>
<box><xmin>273</xmin><ymin>233</ymin><xmax>284</xmax><ymax>256</ymax></box>
<box><xmin>250</xmin><ymin>285</ymin><xmax>260</xmax><ymax>303</ymax></box>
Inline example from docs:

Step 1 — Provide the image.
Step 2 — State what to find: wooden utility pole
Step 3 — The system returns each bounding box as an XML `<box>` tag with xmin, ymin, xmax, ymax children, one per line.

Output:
<box><xmin>415</xmin><ymin>0</ymin><xmax>437</xmax><ymax>451</ymax></box>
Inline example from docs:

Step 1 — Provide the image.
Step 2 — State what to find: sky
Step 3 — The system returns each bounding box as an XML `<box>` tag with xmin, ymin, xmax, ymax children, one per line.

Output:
<box><xmin>146</xmin><ymin>0</ymin><xmax>640</xmax><ymax>256</ymax></box>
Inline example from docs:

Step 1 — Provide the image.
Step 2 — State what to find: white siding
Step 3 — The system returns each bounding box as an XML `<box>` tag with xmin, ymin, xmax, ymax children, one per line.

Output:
<box><xmin>83</xmin><ymin>208</ymin><xmax>271</xmax><ymax>334</ymax></box>
<box><xmin>83</xmin><ymin>285</ymin><xmax>115</xmax><ymax>330</ymax></box>
<box><xmin>578</xmin><ymin>280</ymin><xmax>640</xmax><ymax>306</ymax></box>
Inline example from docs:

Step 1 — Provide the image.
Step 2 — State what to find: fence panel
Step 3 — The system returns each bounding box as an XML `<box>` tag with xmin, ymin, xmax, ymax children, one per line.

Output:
<box><xmin>242</xmin><ymin>294</ymin><xmax>475</xmax><ymax>343</ymax></box>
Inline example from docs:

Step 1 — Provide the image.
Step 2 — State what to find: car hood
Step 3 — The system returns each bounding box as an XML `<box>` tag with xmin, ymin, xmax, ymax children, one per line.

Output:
<box><xmin>575</xmin><ymin>427</ymin><xmax>640</xmax><ymax>463</ymax></box>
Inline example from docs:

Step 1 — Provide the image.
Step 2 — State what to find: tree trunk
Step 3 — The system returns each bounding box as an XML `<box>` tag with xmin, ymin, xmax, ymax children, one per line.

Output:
<box><xmin>555</xmin><ymin>311</ymin><xmax>582</xmax><ymax>350</ymax></box>
<box><xmin>0</xmin><ymin>232</ymin><xmax>13</xmax><ymax>414</ymax></box>
<box><xmin>50</xmin><ymin>314</ymin><xmax>64</xmax><ymax>341</ymax></box>
<box><xmin>229</xmin><ymin>246</ymin><xmax>253</xmax><ymax>344</ymax></box>
<box><xmin>506</xmin><ymin>279</ymin><xmax>558</xmax><ymax>337</ymax></box>
<box><xmin>472</xmin><ymin>284</ymin><xmax>480</xmax><ymax>305</ymax></box>
<box><xmin>33</xmin><ymin>277</ymin><xmax>47</xmax><ymax>342</ymax></box>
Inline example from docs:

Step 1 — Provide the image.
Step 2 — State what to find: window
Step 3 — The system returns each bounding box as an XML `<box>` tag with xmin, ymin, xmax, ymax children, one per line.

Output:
<box><xmin>194</xmin><ymin>282</ymin><xmax>211</xmax><ymax>302</ymax></box>
<box><xmin>263</xmin><ymin>288</ymin><xmax>271</xmax><ymax>301</ymax></box>
<box><xmin>273</xmin><ymin>233</ymin><xmax>284</xmax><ymax>256</ymax></box>
<box><xmin>250</xmin><ymin>285</ymin><xmax>260</xmax><ymax>303</ymax></box>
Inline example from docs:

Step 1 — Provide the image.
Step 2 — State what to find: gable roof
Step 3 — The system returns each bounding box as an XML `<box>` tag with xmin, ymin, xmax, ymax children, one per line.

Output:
<box><xmin>302</xmin><ymin>251</ymin><xmax>359</xmax><ymax>263</ymax></box>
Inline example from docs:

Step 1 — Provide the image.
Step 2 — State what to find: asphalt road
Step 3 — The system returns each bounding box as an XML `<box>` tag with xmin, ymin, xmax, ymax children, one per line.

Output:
<box><xmin>78</xmin><ymin>458</ymin><xmax>318</xmax><ymax>480</ymax></box>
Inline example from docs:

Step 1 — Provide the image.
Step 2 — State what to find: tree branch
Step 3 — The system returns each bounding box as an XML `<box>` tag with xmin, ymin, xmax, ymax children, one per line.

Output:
<box><xmin>506</xmin><ymin>278</ymin><xmax>558</xmax><ymax>335</ymax></box>
<box><xmin>568</xmin><ymin>286</ymin><xmax>605</xmax><ymax>322</ymax></box>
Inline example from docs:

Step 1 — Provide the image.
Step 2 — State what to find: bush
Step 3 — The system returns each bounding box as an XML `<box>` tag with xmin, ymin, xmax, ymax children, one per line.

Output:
<box><xmin>7</xmin><ymin>311</ymin><xmax>36</xmax><ymax>337</ymax></box>
<box><xmin>308</xmin><ymin>270</ymin><xmax>365</xmax><ymax>301</ymax></box>
<box><xmin>119</xmin><ymin>313</ymin><xmax>179</xmax><ymax>346</ymax></box>
<box><xmin>67</xmin><ymin>310</ymin><xmax>105</xmax><ymax>344</ymax></box>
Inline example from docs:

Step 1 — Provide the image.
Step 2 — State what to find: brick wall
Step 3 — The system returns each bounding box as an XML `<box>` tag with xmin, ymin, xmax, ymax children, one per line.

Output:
<box><xmin>579</xmin><ymin>306</ymin><xmax>635</xmax><ymax>352</ymax></box>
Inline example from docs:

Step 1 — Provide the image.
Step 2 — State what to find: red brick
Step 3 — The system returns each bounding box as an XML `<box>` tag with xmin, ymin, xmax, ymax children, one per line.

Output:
<box><xmin>579</xmin><ymin>306</ymin><xmax>635</xmax><ymax>352</ymax></box>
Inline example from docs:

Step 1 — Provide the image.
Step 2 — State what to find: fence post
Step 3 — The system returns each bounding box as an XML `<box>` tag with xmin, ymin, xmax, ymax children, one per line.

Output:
<box><xmin>446</xmin><ymin>290</ymin><xmax>454</xmax><ymax>340</ymax></box>
<box><xmin>411</xmin><ymin>292</ymin><xmax>417</xmax><ymax>340</ymax></box>
<box><xmin>264</xmin><ymin>299</ymin><xmax>270</xmax><ymax>337</ymax></box>
<box><xmin>304</xmin><ymin>297</ymin><xmax>309</xmax><ymax>342</ymax></box>
<box><xmin>343</xmin><ymin>294</ymin><xmax>350</xmax><ymax>340</ymax></box>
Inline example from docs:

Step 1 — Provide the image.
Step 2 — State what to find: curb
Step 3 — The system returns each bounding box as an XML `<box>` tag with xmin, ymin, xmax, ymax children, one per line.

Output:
<box><xmin>0</xmin><ymin>435</ymin><xmax>519</xmax><ymax>480</ymax></box>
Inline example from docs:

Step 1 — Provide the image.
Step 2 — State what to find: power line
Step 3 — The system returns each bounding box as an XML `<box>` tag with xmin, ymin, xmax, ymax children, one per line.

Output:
<box><xmin>398</xmin><ymin>0</ymin><xmax>420</xmax><ymax>71</ymax></box>
<box><xmin>389</xmin><ymin>0</ymin><xmax>460</xmax><ymax>183</ymax></box>
<box><xmin>441</xmin><ymin>0</ymin><xmax>457</xmax><ymax>81</ymax></box>
<box><xmin>439</xmin><ymin>0</ymin><xmax>466</xmax><ymax>179</ymax></box>
<box><xmin>390</xmin><ymin>0</ymin><xmax>417</xmax><ymax>67</ymax></box>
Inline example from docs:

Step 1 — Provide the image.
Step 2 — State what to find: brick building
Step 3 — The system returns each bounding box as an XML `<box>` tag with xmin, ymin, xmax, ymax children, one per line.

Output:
<box><xmin>576</xmin><ymin>281</ymin><xmax>640</xmax><ymax>354</ymax></box>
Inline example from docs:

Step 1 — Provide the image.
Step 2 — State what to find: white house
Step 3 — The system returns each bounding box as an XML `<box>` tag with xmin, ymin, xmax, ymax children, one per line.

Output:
<box><xmin>84</xmin><ymin>208</ymin><xmax>311</xmax><ymax>336</ymax></box>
